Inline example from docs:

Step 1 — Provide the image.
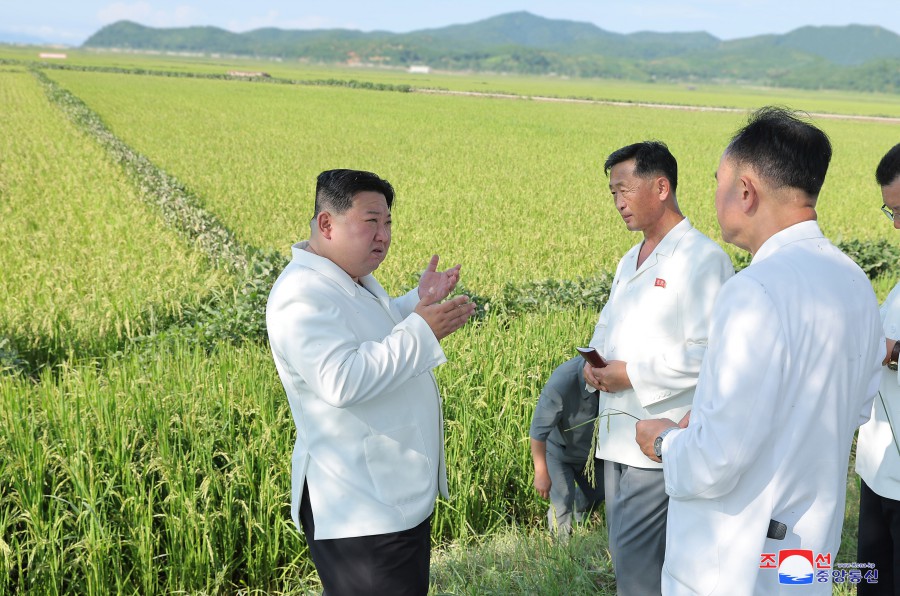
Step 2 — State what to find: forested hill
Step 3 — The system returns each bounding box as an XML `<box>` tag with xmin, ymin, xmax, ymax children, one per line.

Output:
<box><xmin>83</xmin><ymin>12</ymin><xmax>900</xmax><ymax>93</ymax></box>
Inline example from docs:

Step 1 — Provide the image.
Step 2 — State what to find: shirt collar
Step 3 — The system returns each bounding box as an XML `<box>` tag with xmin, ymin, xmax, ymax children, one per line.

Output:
<box><xmin>290</xmin><ymin>240</ymin><xmax>389</xmax><ymax>299</ymax></box>
<box><xmin>751</xmin><ymin>220</ymin><xmax>824</xmax><ymax>265</ymax></box>
<box><xmin>653</xmin><ymin>217</ymin><xmax>693</xmax><ymax>258</ymax></box>
<box><xmin>630</xmin><ymin>217</ymin><xmax>693</xmax><ymax>272</ymax></box>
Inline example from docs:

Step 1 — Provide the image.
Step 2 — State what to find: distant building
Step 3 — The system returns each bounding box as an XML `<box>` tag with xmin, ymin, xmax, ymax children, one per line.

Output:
<box><xmin>38</xmin><ymin>53</ymin><xmax>67</xmax><ymax>59</ymax></box>
<box><xmin>408</xmin><ymin>65</ymin><xmax>431</xmax><ymax>74</ymax></box>
<box><xmin>227</xmin><ymin>71</ymin><xmax>271</xmax><ymax>78</ymax></box>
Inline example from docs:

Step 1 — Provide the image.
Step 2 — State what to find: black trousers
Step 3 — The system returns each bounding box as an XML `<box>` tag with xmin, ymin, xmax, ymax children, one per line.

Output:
<box><xmin>299</xmin><ymin>484</ymin><xmax>431</xmax><ymax>596</ymax></box>
<box><xmin>857</xmin><ymin>479</ymin><xmax>900</xmax><ymax>596</ymax></box>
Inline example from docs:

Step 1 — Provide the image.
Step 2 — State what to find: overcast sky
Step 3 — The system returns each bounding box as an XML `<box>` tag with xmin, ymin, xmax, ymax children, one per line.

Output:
<box><xmin>2</xmin><ymin>0</ymin><xmax>899</xmax><ymax>45</ymax></box>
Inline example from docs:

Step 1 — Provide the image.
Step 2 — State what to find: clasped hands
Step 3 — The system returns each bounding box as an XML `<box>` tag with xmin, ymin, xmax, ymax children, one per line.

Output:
<box><xmin>583</xmin><ymin>360</ymin><xmax>631</xmax><ymax>394</ymax></box>
<box><xmin>582</xmin><ymin>357</ymin><xmax>692</xmax><ymax>464</ymax></box>
<box><xmin>414</xmin><ymin>255</ymin><xmax>476</xmax><ymax>340</ymax></box>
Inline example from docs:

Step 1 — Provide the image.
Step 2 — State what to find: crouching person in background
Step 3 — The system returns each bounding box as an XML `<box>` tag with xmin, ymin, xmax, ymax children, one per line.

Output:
<box><xmin>530</xmin><ymin>356</ymin><xmax>605</xmax><ymax>538</ymax></box>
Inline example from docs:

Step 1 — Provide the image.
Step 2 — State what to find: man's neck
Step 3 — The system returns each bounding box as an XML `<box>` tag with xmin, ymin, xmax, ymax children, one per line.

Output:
<box><xmin>746</xmin><ymin>206</ymin><xmax>817</xmax><ymax>256</ymax></box>
<box><xmin>304</xmin><ymin>239</ymin><xmax>361</xmax><ymax>283</ymax></box>
<box><xmin>638</xmin><ymin>213</ymin><xmax>685</xmax><ymax>267</ymax></box>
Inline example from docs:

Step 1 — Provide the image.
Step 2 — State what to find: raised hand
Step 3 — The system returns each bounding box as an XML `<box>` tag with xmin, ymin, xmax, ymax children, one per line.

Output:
<box><xmin>417</xmin><ymin>255</ymin><xmax>461</xmax><ymax>303</ymax></box>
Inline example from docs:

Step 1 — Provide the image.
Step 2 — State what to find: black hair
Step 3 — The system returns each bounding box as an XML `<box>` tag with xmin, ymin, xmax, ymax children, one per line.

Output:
<box><xmin>726</xmin><ymin>107</ymin><xmax>832</xmax><ymax>197</ymax></box>
<box><xmin>313</xmin><ymin>169</ymin><xmax>395</xmax><ymax>217</ymax></box>
<box><xmin>604</xmin><ymin>141</ymin><xmax>678</xmax><ymax>194</ymax></box>
<box><xmin>876</xmin><ymin>143</ymin><xmax>900</xmax><ymax>187</ymax></box>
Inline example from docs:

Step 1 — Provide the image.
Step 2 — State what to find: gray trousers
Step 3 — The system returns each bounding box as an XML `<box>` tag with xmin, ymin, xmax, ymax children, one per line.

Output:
<box><xmin>604</xmin><ymin>461</ymin><xmax>668</xmax><ymax>596</ymax></box>
<box><xmin>546</xmin><ymin>452</ymin><xmax>604</xmax><ymax>536</ymax></box>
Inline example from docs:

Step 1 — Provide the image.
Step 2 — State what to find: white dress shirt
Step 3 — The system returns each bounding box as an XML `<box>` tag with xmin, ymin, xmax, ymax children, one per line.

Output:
<box><xmin>661</xmin><ymin>221</ymin><xmax>883</xmax><ymax>595</ymax></box>
<box><xmin>266</xmin><ymin>241</ymin><xmax>449</xmax><ymax>540</ymax></box>
<box><xmin>590</xmin><ymin>218</ymin><xmax>734</xmax><ymax>468</ymax></box>
<box><xmin>856</xmin><ymin>282</ymin><xmax>900</xmax><ymax>499</ymax></box>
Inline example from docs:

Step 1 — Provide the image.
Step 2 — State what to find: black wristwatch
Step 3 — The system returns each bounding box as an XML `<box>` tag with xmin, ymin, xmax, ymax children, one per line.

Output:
<box><xmin>889</xmin><ymin>341</ymin><xmax>900</xmax><ymax>371</ymax></box>
<box><xmin>653</xmin><ymin>427</ymin><xmax>680</xmax><ymax>460</ymax></box>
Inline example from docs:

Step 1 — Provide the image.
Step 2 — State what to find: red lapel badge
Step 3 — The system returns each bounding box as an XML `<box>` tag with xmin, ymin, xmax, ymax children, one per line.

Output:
<box><xmin>654</xmin><ymin>278</ymin><xmax>666</xmax><ymax>288</ymax></box>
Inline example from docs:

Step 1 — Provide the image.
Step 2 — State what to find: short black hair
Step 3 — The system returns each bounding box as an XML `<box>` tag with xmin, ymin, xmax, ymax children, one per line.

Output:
<box><xmin>726</xmin><ymin>107</ymin><xmax>832</xmax><ymax>197</ymax></box>
<box><xmin>876</xmin><ymin>143</ymin><xmax>900</xmax><ymax>187</ymax></box>
<box><xmin>604</xmin><ymin>141</ymin><xmax>678</xmax><ymax>194</ymax></box>
<box><xmin>314</xmin><ymin>169</ymin><xmax>395</xmax><ymax>217</ymax></box>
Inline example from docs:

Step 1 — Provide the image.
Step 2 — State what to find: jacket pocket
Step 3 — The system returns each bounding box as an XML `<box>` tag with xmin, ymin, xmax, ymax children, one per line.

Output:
<box><xmin>364</xmin><ymin>425</ymin><xmax>435</xmax><ymax>506</ymax></box>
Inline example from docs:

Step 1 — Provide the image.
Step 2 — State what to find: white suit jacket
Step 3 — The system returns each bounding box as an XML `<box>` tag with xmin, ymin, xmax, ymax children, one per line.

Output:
<box><xmin>266</xmin><ymin>242</ymin><xmax>449</xmax><ymax>540</ymax></box>
<box><xmin>856</xmin><ymin>281</ymin><xmax>900</xmax><ymax>499</ymax></box>
<box><xmin>590</xmin><ymin>218</ymin><xmax>734</xmax><ymax>468</ymax></box>
<box><xmin>661</xmin><ymin>221</ymin><xmax>883</xmax><ymax>595</ymax></box>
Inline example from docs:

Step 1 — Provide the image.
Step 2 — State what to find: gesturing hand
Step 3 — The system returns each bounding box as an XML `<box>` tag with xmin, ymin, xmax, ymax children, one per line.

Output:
<box><xmin>418</xmin><ymin>255</ymin><xmax>461</xmax><ymax>303</ymax></box>
<box><xmin>414</xmin><ymin>291</ymin><xmax>476</xmax><ymax>341</ymax></box>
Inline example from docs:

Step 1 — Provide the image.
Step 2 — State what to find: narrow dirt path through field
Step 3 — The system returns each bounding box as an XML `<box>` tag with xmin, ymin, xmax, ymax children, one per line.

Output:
<box><xmin>414</xmin><ymin>88</ymin><xmax>900</xmax><ymax>124</ymax></box>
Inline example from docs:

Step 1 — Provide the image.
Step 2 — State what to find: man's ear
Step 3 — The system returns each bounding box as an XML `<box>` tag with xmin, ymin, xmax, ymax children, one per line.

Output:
<box><xmin>739</xmin><ymin>175</ymin><xmax>759</xmax><ymax>215</ymax></box>
<box><xmin>655</xmin><ymin>176</ymin><xmax>671</xmax><ymax>202</ymax></box>
<box><xmin>315</xmin><ymin>211</ymin><xmax>334</xmax><ymax>239</ymax></box>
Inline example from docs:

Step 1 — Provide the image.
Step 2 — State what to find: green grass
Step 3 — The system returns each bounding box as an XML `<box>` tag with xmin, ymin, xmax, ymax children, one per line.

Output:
<box><xmin>0</xmin><ymin>57</ymin><xmax>894</xmax><ymax>593</ymax></box>
<box><xmin>0</xmin><ymin>70</ymin><xmax>225</xmax><ymax>365</ymax></box>
<box><xmin>0</xmin><ymin>303</ymin><xmax>871</xmax><ymax>593</ymax></box>
<box><xmin>0</xmin><ymin>340</ymin><xmax>310</xmax><ymax>593</ymax></box>
<box><xmin>42</xmin><ymin>69</ymin><xmax>900</xmax><ymax>297</ymax></box>
<box><xmin>0</xmin><ymin>309</ymin><xmax>599</xmax><ymax>593</ymax></box>
<box><xmin>430</xmin><ymin>519</ymin><xmax>615</xmax><ymax>595</ymax></box>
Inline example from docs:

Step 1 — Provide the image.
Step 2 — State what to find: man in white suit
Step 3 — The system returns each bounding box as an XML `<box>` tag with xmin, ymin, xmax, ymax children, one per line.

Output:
<box><xmin>856</xmin><ymin>142</ymin><xmax>900</xmax><ymax>596</ymax></box>
<box><xmin>266</xmin><ymin>169</ymin><xmax>476</xmax><ymax>595</ymax></box>
<box><xmin>584</xmin><ymin>141</ymin><xmax>734</xmax><ymax>595</ymax></box>
<box><xmin>636</xmin><ymin>107</ymin><xmax>884</xmax><ymax>595</ymax></box>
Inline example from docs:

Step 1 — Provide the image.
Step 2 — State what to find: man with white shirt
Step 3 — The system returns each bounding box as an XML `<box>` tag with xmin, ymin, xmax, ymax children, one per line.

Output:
<box><xmin>636</xmin><ymin>107</ymin><xmax>884</xmax><ymax>595</ymax></box>
<box><xmin>584</xmin><ymin>141</ymin><xmax>733</xmax><ymax>595</ymax></box>
<box><xmin>856</xmin><ymin>142</ymin><xmax>900</xmax><ymax>596</ymax></box>
<box><xmin>266</xmin><ymin>169</ymin><xmax>476</xmax><ymax>595</ymax></box>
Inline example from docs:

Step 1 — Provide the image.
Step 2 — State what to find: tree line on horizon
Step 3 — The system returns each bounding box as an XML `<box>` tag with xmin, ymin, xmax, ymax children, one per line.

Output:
<box><xmin>83</xmin><ymin>11</ymin><xmax>900</xmax><ymax>94</ymax></box>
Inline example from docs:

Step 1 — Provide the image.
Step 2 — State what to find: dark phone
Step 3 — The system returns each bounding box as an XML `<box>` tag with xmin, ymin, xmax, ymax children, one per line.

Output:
<box><xmin>766</xmin><ymin>519</ymin><xmax>787</xmax><ymax>540</ymax></box>
<box><xmin>577</xmin><ymin>347</ymin><xmax>608</xmax><ymax>368</ymax></box>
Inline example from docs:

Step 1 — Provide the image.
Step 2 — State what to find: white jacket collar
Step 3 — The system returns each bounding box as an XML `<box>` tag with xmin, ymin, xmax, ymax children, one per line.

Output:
<box><xmin>290</xmin><ymin>240</ymin><xmax>388</xmax><ymax>299</ymax></box>
<box><xmin>751</xmin><ymin>220</ymin><xmax>824</xmax><ymax>265</ymax></box>
<box><xmin>630</xmin><ymin>217</ymin><xmax>693</xmax><ymax>274</ymax></box>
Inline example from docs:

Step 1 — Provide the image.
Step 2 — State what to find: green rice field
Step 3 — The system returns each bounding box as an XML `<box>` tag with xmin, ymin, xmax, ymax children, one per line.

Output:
<box><xmin>1</xmin><ymin>48</ymin><xmax>897</xmax><ymax>594</ymax></box>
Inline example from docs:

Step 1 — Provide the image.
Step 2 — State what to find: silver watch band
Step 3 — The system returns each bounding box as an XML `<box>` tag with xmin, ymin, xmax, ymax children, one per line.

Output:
<box><xmin>655</xmin><ymin>426</ymin><xmax>680</xmax><ymax>458</ymax></box>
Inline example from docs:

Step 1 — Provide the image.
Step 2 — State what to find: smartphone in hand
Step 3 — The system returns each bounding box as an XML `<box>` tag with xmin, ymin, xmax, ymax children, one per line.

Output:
<box><xmin>577</xmin><ymin>347</ymin><xmax>608</xmax><ymax>368</ymax></box>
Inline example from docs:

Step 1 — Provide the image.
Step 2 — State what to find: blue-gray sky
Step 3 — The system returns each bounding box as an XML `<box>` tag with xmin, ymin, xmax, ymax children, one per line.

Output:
<box><xmin>2</xmin><ymin>0</ymin><xmax>899</xmax><ymax>46</ymax></box>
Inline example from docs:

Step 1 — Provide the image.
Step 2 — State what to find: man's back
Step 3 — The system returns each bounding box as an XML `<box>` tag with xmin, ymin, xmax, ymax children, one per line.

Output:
<box><xmin>663</xmin><ymin>221</ymin><xmax>883</xmax><ymax>594</ymax></box>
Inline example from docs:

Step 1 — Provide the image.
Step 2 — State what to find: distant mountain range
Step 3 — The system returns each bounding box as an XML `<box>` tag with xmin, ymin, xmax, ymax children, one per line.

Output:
<box><xmin>1</xmin><ymin>30</ymin><xmax>55</xmax><ymax>45</ymax></box>
<box><xmin>83</xmin><ymin>12</ymin><xmax>900</xmax><ymax>93</ymax></box>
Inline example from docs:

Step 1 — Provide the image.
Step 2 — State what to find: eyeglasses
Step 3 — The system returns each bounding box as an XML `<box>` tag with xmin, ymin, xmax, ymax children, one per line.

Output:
<box><xmin>882</xmin><ymin>204</ymin><xmax>896</xmax><ymax>221</ymax></box>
